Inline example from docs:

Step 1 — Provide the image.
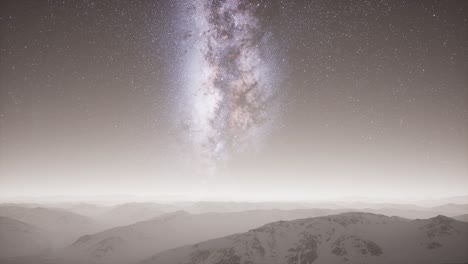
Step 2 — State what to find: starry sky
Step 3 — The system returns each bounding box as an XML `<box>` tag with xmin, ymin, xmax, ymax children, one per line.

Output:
<box><xmin>0</xmin><ymin>0</ymin><xmax>467</xmax><ymax>201</ymax></box>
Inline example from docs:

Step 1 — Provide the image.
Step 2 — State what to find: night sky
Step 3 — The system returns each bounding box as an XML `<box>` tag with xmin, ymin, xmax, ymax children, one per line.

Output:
<box><xmin>0</xmin><ymin>0</ymin><xmax>467</xmax><ymax>200</ymax></box>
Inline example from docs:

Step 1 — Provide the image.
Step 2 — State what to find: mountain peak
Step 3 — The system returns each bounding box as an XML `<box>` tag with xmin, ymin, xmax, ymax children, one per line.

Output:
<box><xmin>430</xmin><ymin>215</ymin><xmax>454</xmax><ymax>221</ymax></box>
<box><xmin>142</xmin><ymin>212</ymin><xmax>468</xmax><ymax>264</ymax></box>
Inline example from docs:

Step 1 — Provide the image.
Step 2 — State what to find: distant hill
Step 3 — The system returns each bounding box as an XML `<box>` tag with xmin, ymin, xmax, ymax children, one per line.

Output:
<box><xmin>97</xmin><ymin>202</ymin><xmax>175</xmax><ymax>226</ymax></box>
<box><xmin>0</xmin><ymin>205</ymin><xmax>101</xmax><ymax>246</ymax></box>
<box><xmin>454</xmin><ymin>214</ymin><xmax>468</xmax><ymax>222</ymax></box>
<box><xmin>0</xmin><ymin>216</ymin><xmax>51</xmax><ymax>258</ymax></box>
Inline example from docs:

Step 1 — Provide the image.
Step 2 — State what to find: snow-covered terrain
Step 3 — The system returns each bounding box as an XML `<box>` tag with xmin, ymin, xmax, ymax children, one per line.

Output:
<box><xmin>1</xmin><ymin>201</ymin><xmax>467</xmax><ymax>264</ymax></box>
<box><xmin>141</xmin><ymin>212</ymin><xmax>468</xmax><ymax>264</ymax></box>
<box><xmin>61</xmin><ymin>209</ymin><xmax>341</xmax><ymax>264</ymax></box>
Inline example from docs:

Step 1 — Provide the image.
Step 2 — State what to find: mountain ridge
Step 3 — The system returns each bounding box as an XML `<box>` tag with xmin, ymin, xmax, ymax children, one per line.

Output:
<box><xmin>140</xmin><ymin>212</ymin><xmax>468</xmax><ymax>264</ymax></box>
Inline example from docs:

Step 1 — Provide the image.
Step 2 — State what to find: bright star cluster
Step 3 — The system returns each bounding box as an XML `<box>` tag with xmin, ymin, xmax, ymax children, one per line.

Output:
<box><xmin>176</xmin><ymin>0</ymin><xmax>281</xmax><ymax>172</ymax></box>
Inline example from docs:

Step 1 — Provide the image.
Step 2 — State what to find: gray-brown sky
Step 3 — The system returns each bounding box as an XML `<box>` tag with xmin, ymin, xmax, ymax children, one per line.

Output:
<box><xmin>0</xmin><ymin>0</ymin><xmax>467</xmax><ymax>200</ymax></box>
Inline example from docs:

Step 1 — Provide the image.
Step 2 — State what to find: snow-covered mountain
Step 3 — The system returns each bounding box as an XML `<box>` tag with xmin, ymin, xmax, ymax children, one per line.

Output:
<box><xmin>60</xmin><ymin>209</ymin><xmax>340</xmax><ymax>264</ymax></box>
<box><xmin>57</xmin><ymin>205</ymin><xmax>467</xmax><ymax>264</ymax></box>
<box><xmin>0</xmin><ymin>205</ymin><xmax>102</xmax><ymax>246</ymax></box>
<box><xmin>141</xmin><ymin>213</ymin><xmax>468</xmax><ymax>264</ymax></box>
<box><xmin>0</xmin><ymin>216</ymin><xmax>51</xmax><ymax>258</ymax></box>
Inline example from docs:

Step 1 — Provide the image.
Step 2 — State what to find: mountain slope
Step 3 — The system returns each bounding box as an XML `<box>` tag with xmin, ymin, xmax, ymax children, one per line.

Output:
<box><xmin>0</xmin><ymin>216</ymin><xmax>51</xmax><ymax>258</ymax></box>
<box><xmin>141</xmin><ymin>213</ymin><xmax>468</xmax><ymax>264</ymax></box>
<box><xmin>60</xmin><ymin>205</ymin><xmax>463</xmax><ymax>264</ymax></box>
<box><xmin>56</xmin><ymin>203</ymin><xmax>112</xmax><ymax>218</ymax></box>
<box><xmin>61</xmin><ymin>209</ymin><xmax>340</xmax><ymax>264</ymax></box>
<box><xmin>454</xmin><ymin>214</ymin><xmax>468</xmax><ymax>222</ymax></box>
<box><xmin>430</xmin><ymin>204</ymin><xmax>468</xmax><ymax>216</ymax></box>
<box><xmin>97</xmin><ymin>202</ymin><xmax>172</xmax><ymax>226</ymax></box>
<box><xmin>0</xmin><ymin>205</ymin><xmax>101</xmax><ymax>246</ymax></box>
